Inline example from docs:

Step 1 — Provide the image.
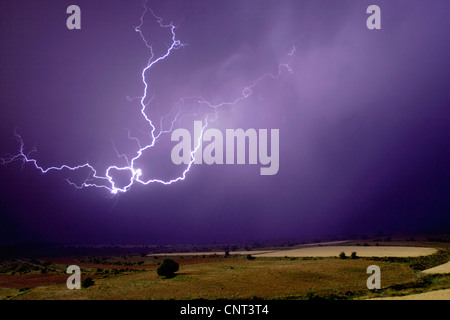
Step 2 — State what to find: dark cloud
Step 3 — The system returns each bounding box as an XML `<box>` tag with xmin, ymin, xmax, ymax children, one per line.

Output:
<box><xmin>0</xmin><ymin>0</ymin><xmax>449</xmax><ymax>245</ymax></box>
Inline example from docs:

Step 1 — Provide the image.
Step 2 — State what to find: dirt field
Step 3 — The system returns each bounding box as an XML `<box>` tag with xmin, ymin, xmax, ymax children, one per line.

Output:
<box><xmin>422</xmin><ymin>261</ymin><xmax>450</xmax><ymax>274</ymax></box>
<box><xmin>0</xmin><ymin>274</ymin><xmax>103</xmax><ymax>289</ymax></box>
<box><xmin>0</xmin><ymin>274</ymin><xmax>68</xmax><ymax>289</ymax></box>
<box><xmin>253</xmin><ymin>246</ymin><xmax>437</xmax><ymax>258</ymax></box>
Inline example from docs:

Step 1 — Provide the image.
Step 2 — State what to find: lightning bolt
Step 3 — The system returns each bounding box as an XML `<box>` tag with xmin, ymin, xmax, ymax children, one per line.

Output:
<box><xmin>1</xmin><ymin>1</ymin><xmax>293</xmax><ymax>195</ymax></box>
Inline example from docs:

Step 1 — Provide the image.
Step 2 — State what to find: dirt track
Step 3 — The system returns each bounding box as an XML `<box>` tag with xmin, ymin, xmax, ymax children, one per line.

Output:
<box><xmin>370</xmin><ymin>289</ymin><xmax>450</xmax><ymax>300</ymax></box>
<box><xmin>422</xmin><ymin>261</ymin><xmax>450</xmax><ymax>274</ymax></box>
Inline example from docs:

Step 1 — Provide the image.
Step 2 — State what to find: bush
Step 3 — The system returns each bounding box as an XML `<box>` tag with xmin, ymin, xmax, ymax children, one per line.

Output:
<box><xmin>306</xmin><ymin>291</ymin><xmax>319</xmax><ymax>300</ymax></box>
<box><xmin>246</xmin><ymin>254</ymin><xmax>255</xmax><ymax>260</ymax></box>
<box><xmin>350</xmin><ymin>252</ymin><xmax>358</xmax><ymax>259</ymax></box>
<box><xmin>339</xmin><ymin>252</ymin><xmax>347</xmax><ymax>259</ymax></box>
<box><xmin>81</xmin><ymin>277</ymin><xmax>95</xmax><ymax>288</ymax></box>
<box><xmin>157</xmin><ymin>259</ymin><xmax>179</xmax><ymax>278</ymax></box>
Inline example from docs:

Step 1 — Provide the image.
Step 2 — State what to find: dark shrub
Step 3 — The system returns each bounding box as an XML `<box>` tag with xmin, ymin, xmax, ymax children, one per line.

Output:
<box><xmin>246</xmin><ymin>255</ymin><xmax>255</xmax><ymax>260</ymax></box>
<box><xmin>351</xmin><ymin>252</ymin><xmax>358</xmax><ymax>259</ymax></box>
<box><xmin>81</xmin><ymin>277</ymin><xmax>95</xmax><ymax>288</ymax></box>
<box><xmin>339</xmin><ymin>252</ymin><xmax>347</xmax><ymax>259</ymax></box>
<box><xmin>157</xmin><ymin>259</ymin><xmax>179</xmax><ymax>278</ymax></box>
<box><xmin>306</xmin><ymin>291</ymin><xmax>317</xmax><ymax>300</ymax></box>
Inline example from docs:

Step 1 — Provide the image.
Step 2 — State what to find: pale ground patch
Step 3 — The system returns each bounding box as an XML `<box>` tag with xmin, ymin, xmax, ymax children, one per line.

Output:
<box><xmin>296</xmin><ymin>241</ymin><xmax>349</xmax><ymax>247</ymax></box>
<box><xmin>253</xmin><ymin>246</ymin><xmax>437</xmax><ymax>258</ymax></box>
<box><xmin>149</xmin><ymin>251</ymin><xmax>272</xmax><ymax>257</ymax></box>
<box><xmin>421</xmin><ymin>261</ymin><xmax>450</xmax><ymax>274</ymax></box>
<box><xmin>369</xmin><ymin>289</ymin><xmax>450</xmax><ymax>300</ymax></box>
<box><xmin>149</xmin><ymin>246</ymin><xmax>436</xmax><ymax>258</ymax></box>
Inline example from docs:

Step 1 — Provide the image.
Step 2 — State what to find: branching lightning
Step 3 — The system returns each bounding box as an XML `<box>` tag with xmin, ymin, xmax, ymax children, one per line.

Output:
<box><xmin>1</xmin><ymin>1</ymin><xmax>293</xmax><ymax>195</ymax></box>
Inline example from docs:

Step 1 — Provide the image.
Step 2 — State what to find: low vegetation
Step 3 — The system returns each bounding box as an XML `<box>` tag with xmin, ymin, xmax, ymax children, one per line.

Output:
<box><xmin>366</xmin><ymin>248</ymin><xmax>450</xmax><ymax>271</ymax></box>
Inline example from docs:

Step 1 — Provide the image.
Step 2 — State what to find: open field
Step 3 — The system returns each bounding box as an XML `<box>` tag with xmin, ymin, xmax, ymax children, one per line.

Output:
<box><xmin>6</xmin><ymin>257</ymin><xmax>416</xmax><ymax>300</ymax></box>
<box><xmin>0</xmin><ymin>240</ymin><xmax>448</xmax><ymax>300</ymax></box>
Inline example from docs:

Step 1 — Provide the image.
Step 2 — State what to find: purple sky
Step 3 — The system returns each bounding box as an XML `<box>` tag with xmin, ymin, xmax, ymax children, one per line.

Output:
<box><xmin>0</xmin><ymin>0</ymin><xmax>449</xmax><ymax>245</ymax></box>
